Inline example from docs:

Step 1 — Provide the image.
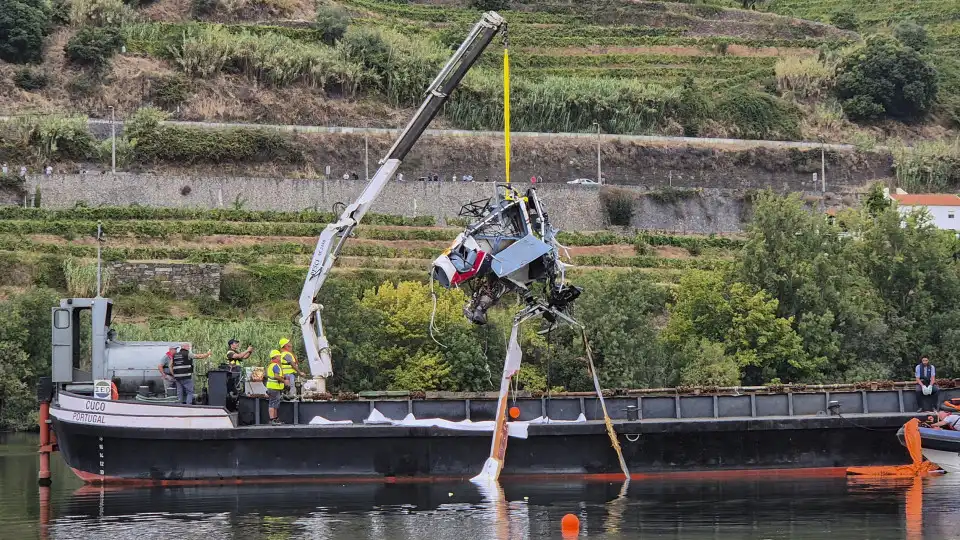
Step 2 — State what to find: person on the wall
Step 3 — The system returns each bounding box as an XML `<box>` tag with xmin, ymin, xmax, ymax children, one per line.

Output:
<box><xmin>915</xmin><ymin>356</ymin><xmax>939</xmax><ymax>413</ymax></box>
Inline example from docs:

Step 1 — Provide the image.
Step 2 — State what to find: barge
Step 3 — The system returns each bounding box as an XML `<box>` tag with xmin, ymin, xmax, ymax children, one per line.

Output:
<box><xmin>38</xmin><ymin>296</ymin><xmax>946</xmax><ymax>485</ymax></box>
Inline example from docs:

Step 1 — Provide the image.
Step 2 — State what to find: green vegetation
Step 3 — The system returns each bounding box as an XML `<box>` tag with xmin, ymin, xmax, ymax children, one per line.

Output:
<box><xmin>767</xmin><ymin>0</ymin><xmax>960</xmax><ymax>123</ymax></box>
<box><xmin>835</xmin><ymin>36</ymin><xmax>938</xmax><ymax>121</ymax></box>
<box><xmin>12</xmin><ymin>67</ymin><xmax>49</xmax><ymax>91</ymax></box>
<box><xmin>0</xmin><ymin>0</ymin><xmax>51</xmax><ymax>64</ymax></box>
<box><xmin>64</xmin><ymin>26</ymin><xmax>125</xmax><ymax>68</ymax></box>
<box><xmin>6</xmin><ymin>191</ymin><xmax>960</xmax><ymax>430</ymax></box>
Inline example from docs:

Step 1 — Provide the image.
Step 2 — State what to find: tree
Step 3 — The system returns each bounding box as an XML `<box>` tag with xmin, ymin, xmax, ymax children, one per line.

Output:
<box><xmin>679</xmin><ymin>339</ymin><xmax>740</xmax><ymax>387</ymax></box>
<box><xmin>830</xmin><ymin>10</ymin><xmax>858</xmax><ymax>31</ymax></box>
<box><xmin>64</xmin><ymin>26</ymin><xmax>124</xmax><ymax>68</ymax></box>
<box><xmin>315</xmin><ymin>4</ymin><xmax>350</xmax><ymax>45</ymax></box>
<box><xmin>834</xmin><ymin>36</ymin><xmax>938</xmax><ymax>121</ymax></box>
<box><xmin>894</xmin><ymin>20</ymin><xmax>930</xmax><ymax>52</ymax></box>
<box><xmin>863</xmin><ymin>183</ymin><xmax>892</xmax><ymax>216</ymax></box>
<box><xmin>856</xmin><ymin>207</ymin><xmax>960</xmax><ymax>374</ymax></box>
<box><xmin>664</xmin><ymin>271</ymin><xmax>812</xmax><ymax>384</ymax></box>
<box><xmin>571</xmin><ymin>272</ymin><xmax>674</xmax><ymax>389</ymax></box>
<box><xmin>357</xmin><ymin>281</ymin><xmax>490</xmax><ymax>391</ymax></box>
<box><xmin>0</xmin><ymin>289</ymin><xmax>59</xmax><ymax>431</ymax></box>
<box><xmin>0</xmin><ymin>0</ymin><xmax>51</xmax><ymax>64</ymax></box>
<box><xmin>737</xmin><ymin>192</ymin><xmax>889</xmax><ymax>379</ymax></box>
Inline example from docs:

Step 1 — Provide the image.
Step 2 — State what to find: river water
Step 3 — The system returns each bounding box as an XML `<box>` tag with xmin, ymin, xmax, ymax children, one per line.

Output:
<box><xmin>3</xmin><ymin>432</ymin><xmax>960</xmax><ymax>539</ymax></box>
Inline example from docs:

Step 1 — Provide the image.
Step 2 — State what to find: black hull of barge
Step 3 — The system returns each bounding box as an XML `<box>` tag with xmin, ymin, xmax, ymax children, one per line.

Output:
<box><xmin>52</xmin><ymin>415</ymin><xmax>914</xmax><ymax>484</ymax></box>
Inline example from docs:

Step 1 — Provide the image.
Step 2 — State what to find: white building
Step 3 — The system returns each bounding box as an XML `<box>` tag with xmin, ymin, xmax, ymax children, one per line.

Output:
<box><xmin>886</xmin><ymin>190</ymin><xmax>960</xmax><ymax>231</ymax></box>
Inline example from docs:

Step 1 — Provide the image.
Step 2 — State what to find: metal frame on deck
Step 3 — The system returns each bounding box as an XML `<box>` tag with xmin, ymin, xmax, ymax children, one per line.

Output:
<box><xmin>243</xmin><ymin>387</ymin><xmax>958</xmax><ymax>425</ymax></box>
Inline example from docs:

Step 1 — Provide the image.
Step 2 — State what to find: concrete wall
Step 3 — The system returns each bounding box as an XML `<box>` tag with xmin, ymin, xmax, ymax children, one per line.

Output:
<box><xmin>110</xmin><ymin>262</ymin><xmax>221</xmax><ymax>300</ymax></box>
<box><xmin>27</xmin><ymin>174</ymin><xmax>864</xmax><ymax>233</ymax></box>
<box><xmin>31</xmin><ymin>174</ymin><xmax>610</xmax><ymax>230</ymax></box>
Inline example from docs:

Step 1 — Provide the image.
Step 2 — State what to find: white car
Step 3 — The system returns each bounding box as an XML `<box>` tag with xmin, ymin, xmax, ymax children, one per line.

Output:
<box><xmin>567</xmin><ymin>178</ymin><xmax>600</xmax><ymax>185</ymax></box>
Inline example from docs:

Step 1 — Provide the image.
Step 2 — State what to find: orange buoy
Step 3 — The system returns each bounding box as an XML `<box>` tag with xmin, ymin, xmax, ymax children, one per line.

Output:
<box><xmin>509</xmin><ymin>406</ymin><xmax>521</xmax><ymax>419</ymax></box>
<box><xmin>561</xmin><ymin>513</ymin><xmax>580</xmax><ymax>535</ymax></box>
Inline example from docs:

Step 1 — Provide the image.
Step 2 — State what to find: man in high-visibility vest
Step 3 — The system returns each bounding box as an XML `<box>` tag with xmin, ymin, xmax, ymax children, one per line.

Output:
<box><xmin>278</xmin><ymin>338</ymin><xmax>305</xmax><ymax>399</ymax></box>
<box><xmin>226</xmin><ymin>339</ymin><xmax>254</xmax><ymax>367</ymax></box>
<box><xmin>265</xmin><ymin>350</ymin><xmax>286</xmax><ymax>425</ymax></box>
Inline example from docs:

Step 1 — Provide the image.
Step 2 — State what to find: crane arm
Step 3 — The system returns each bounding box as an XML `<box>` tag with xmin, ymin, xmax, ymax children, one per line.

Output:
<box><xmin>299</xmin><ymin>11</ymin><xmax>507</xmax><ymax>386</ymax></box>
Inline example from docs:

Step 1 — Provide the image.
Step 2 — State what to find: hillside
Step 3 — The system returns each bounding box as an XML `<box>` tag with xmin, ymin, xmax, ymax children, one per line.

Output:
<box><xmin>2</xmin><ymin>0</ymin><xmax>954</xmax><ymax>147</ymax></box>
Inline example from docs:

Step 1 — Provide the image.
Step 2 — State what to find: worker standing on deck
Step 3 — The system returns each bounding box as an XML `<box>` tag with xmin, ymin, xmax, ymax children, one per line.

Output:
<box><xmin>278</xmin><ymin>338</ymin><xmax>304</xmax><ymax>399</ymax></box>
<box><xmin>226</xmin><ymin>339</ymin><xmax>253</xmax><ymax>367</ymax></box>
<box><xmin>169</xmin><ymin>343</ymin><xmax>212</xmax><ymax>405</ymax></box>
<box><xmin>157</xmin><ymin>346</ymin><xmax>177</xmax><ymax>396</ymax></box>
<box><xmin>915</xmin><ymin>356</ymin><xmax>939</xmax><ymax>412</ymax></box>
<box><xmin>266</xmin><ymin>350</ymin><xmax>286</xmax><ymax>425</ymax></box>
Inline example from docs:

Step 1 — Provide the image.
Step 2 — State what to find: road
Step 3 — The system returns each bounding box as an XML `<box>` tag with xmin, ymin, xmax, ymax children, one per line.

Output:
<box><xmin>0</xmin><ymin>116</ymin><xmax>862</xmax><ymax>151</ymax></box>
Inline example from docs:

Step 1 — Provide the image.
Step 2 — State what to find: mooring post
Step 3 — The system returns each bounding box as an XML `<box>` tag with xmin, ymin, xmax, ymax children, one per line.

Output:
<box><xmin>37</xmin><ymin>376</ymin><xmax>54</xmax><ymax>486</ymax></box>
<box><xmin>38</xmin><ymin>400</ymin><xmax>52</xmax><ymax>486</ymax></box>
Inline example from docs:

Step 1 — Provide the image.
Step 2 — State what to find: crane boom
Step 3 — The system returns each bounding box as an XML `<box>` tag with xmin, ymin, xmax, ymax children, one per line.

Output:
<box><xmin>298</xmin><ymin>12</ymin><xmax>507</xmax><ymax>390</ymax></box>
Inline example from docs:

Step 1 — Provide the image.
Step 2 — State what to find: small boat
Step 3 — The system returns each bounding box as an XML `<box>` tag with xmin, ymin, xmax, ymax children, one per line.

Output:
<box><xmin>898</xmin><ymin>424</ymin><xmax>960</xmax><ymax>474</ymax></box>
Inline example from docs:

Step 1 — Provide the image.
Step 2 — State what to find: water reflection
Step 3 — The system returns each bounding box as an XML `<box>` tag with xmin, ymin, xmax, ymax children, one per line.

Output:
<box><xmin>5</xmin><ymin>432</ymin><xmax>960</xmax><ymax>539</ymax></box>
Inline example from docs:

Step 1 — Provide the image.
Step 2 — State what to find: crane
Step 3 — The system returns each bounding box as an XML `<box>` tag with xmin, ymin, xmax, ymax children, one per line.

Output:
<box><xmin>298</xmin><ymin>12</ymin><xmax>507</xmax><ymax>392</ymax></box>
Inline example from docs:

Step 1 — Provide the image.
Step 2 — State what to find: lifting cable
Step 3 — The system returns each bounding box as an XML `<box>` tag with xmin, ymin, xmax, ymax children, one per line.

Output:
<box><xmin>581</xmin><ymin>328</ymin><xmax>630</xmax><ymax>479</ymax></box>
<box><xmin>428</xmin><ymin>274</ymin><xmax>446</xmax><ymax>348</ymax></box>
<box><xmin>502</xmin><ymin>24</ymin><xmax>512</xmax><ymax>198</ymax></box>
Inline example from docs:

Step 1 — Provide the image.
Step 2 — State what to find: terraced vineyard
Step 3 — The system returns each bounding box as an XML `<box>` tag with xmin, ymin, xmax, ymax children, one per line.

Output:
<box><xmin>0</xmin><ymin>207</ymin><xmax>739</xmax><ymax>309</ymax></box>
<box><xmin>767</xmin><ymin>0</ymin><xmax>960</xmax><ymax>93</ymax></box>
<box><xmin>0</xmin><ymin>0</ymin><xmax>863</xmax><ymax>142</ymax></box>
<box><xmin>338</xmin><ymin>0</ymin><xmax>848</xmax><ymax>90</ymax></box>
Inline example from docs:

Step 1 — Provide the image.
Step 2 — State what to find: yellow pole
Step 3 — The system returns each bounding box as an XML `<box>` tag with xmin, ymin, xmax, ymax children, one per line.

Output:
<box><xmin>503</xmin><ymin>47</ymin><xmax>511</xmax><ymax>196</ymax></box>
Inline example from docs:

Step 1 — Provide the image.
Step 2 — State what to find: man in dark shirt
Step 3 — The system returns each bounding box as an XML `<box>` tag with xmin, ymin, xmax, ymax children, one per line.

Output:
<box><xmin>915</xmin><ymin>356</ymin><xmax>939</xmax><ymax>412</ymax></box>
<box><xmin>226</xmin><ymin>339</ymin><xmax>253</xmax><ymax>366</ymax></box>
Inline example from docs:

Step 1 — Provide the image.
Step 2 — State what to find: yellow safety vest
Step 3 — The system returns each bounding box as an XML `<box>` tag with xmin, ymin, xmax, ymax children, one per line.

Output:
<box><xmin>280</xmin><ymin>351</ymin><xmax>297</xmax><ymax>375</ymax></box>
<box><xmin>226</xmin><ymin>350</ymin><xmax>242</xmax><ymax>366</ymax></box>
<box><xmin>266</xmin><ymin>363</ymin><xmax>285</xmax><ymax>390</ymax></box>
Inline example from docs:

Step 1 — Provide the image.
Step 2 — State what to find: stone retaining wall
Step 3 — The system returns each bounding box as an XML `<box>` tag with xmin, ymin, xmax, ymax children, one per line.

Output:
<box><xmin>110</xmin><ymin>262</ymin><xmax>221</xmax><ymax>300</ymax></box>
<box><xmin>27</xmin><ymin>175</ymin><xmax>863</xmax><ymax>233</ymax></box>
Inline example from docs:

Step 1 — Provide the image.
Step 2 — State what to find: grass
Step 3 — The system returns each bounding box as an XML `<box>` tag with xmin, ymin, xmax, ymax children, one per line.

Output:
<box><xmin>774</xmin><ymin>55</ymin><xmax>833</xmax><ymax>99</ymax></box>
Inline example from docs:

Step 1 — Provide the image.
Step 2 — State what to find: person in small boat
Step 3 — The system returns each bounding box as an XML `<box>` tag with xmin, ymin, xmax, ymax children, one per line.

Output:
<box><xmin>265</xmin><ymin>350</ymin><xmax>286</xmax><ymax>426</ymax></box>
<box><xmin>915</xmin><ymin>356</ymin><xmax>939</xmax><ymax>412</ymax></box>
<box><xmin>168</xmin><ymin>343</ymin><xmax>212</xmax><ymax>405</ymax></box>
<box><xmin>930</xmin><ymin>410</ymin><xmax>960</xmax><ymax>430</ymax></box>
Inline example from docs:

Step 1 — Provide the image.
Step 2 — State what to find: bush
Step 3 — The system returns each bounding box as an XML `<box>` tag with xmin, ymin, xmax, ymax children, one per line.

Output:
<box><xmin>134</xmin><ymin>123</ymin><xmax>306</xmax><ymax>165</ymax></box>
<box><xmin>11</xmin><ymin>115</ymin><xmax>98</xmax><ymax>162</ymax></box>
<box><xmin>714</xmin><ymin>90</ymin><xmax>800</xmax><ymax>140</ymax></box>
<box><xmin>835</xmin><ymin>36</ymin><xmax>938</xmax><ymax>121</ymax></box>
<box><xmin>830</xmin><ymin>10</ymin><xmax>858</xmax><ymax>31</ymax></box>
<box><xmin>190</xmin><ymin>0</ymin><xmax>217</xmax><ymax>17</ymax></box>
<box><xmin>599</xmin><ymin>187</ymin><xmax>635</xmax><ymax>227</ymax></box>
<box><xmin>70</xmin><ymin>0</ymin><xmax>135</xmax><ymax>26</ymax></box>
<box><xmin>148</xmin><ymin>75</ymin><xmax>193</xmax><ymax>109</ymax></box>
<box><xmin>315</xmin><ymin>3</ymin><xmax>349</xmax><ymax>45</ymax></box>
<box><xmin>894</xmin><ymin>20</ymin><xmax>930</xmax><ymax>52</ymax></box>
<box><xmin>50</xmin><ymin>0</ymin><xmax>71</xmax><ymax>25</ymax></box>
<box><xmin>220</xmin><ymin>271</ymin><xmax>255</xmax><ymax>308</ymax></box>
<box><xmin>0</xmin><ymin>0</ymin><xmax>51</xmax><ymax>64</ymax></box>
<box><xmin>64</xmin><ymin>72</ymin><xmax>101</xmax><ymax>101</ymax></box>
<box><xmin>64</xmin><ymin>26</ymin><xmax>124</xmax><ymax>68</ymax></box>
<box><xmin>469</xmin><ymin>0</ymin><xmax>509</xmax><ymax>9</ymax></box>
<box><xmin>13</xmin><ymin>67</ymin><xmax>49</xmax><ymax>91</ymax></box>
